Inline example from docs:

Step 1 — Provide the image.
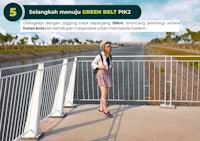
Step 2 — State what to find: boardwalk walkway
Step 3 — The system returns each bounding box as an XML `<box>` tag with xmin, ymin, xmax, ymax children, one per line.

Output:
<box><xmin>25</xmin><ymin>105</ymin><xmax>200</xmax><ymax>141</ymax></box>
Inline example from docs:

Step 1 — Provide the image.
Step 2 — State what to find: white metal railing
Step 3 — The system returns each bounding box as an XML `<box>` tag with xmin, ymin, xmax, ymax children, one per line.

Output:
<box><xmin>0</xmin><ymin>55</ymin><xmax>200</xmax><ymax>140</ymax></box>
<box><xmin>74</xmin><ymin>55</ymin><xmax>200</xmax><ymax>105</ymax></box>
<box><xmin>0</xmin><ymin>57</ymin><xmax>76</xmax><ymax>141</ymax></box>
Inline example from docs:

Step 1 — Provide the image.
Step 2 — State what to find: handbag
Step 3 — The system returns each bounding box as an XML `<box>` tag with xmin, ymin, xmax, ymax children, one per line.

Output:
<box><xmin>94</xmin><ymin>53</ymin><xmax>103</xmax><ymax>74</ymax></box>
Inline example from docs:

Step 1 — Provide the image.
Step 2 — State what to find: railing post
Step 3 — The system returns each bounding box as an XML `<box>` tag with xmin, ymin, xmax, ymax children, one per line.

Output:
<box><xmin>163</xmin><ymin>56</ymin><xmax>167</xmax><ymax>106</ymax></box>
<box><xmin>64</xmin><ymin>57</ymin><xmax>77</xmax><ymax>107</ymax></box>
<box><xmin>169</xmin><ymin>56</ymin><xmax>176</xmax><ymax>108</ymax></box>
<box><xmin>22</xmin><ymin>63</ymin><xmax>44</xmax><ymax>139</ymax></box>
<box><xmin>160</xmin><ymin>56</ymin><xmax>176</xmax><ymax>108</ymax></box>
<box><xmin>51</xmin><ymin>59</ymin><xmax>68</xmax><ymax>117</ymax></box>
<box><xmin>169</xmin><ymin>56</ymin><xmax>173</xmax><ymax>106</ymax></box>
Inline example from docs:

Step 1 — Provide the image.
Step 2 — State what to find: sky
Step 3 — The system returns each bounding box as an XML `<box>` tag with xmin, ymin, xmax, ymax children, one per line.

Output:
<box><xmin>0</xmin><ymin>0</ymin><xmax>200</xmax><ymax>44</ymax></box>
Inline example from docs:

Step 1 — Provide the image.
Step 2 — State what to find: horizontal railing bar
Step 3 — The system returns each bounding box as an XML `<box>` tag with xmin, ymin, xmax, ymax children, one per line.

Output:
<box><xmin>1</xmin><ymin>55</ymin><xmax>200</xmax><ymax>71</ymax></box>
<box><xmin>172</xmin><ymin>101</ymin><xmax>200</xmax><ymax>103</ymax></box>
<box><xmin>44</xmin><ymin>63</ymin><xmax>63</xmax><ymax>69</ymax></box>
<box><xmin>78</xmin><ymin>60</ymin><xmax>200</xmax><ymax>63</ymax></box>
<box><xmin>76</xmin><ymin>55</ymin><xmax>200</xmax><ymax>58</ymax></box>
<box><xmin>0</xmin><ymin>62</ymin><xmax>39</xmax><ymax>71</ymax></box>
<box><xmin>0</xmin><ymin>56</ymin><xmax>75</xmax><ymax>71</ymax></box>
<box><xmin>1</xmin><ymin>70</ymin><xmax>37</xmax><ymax>79</ymax></box>
<box><xmin>74</xmin><ymin>99</ymin><xmax>164</xmax><ymax>102</ymax></box>
<box><xmin>1</xmin><ymin>63</ymin><xmax>66</xmax><ymax>78</ymax></box>
<box><xmin>74</xmin><ymin>99</ymin><xmax>200</xmax><ymax>103</ymax></box>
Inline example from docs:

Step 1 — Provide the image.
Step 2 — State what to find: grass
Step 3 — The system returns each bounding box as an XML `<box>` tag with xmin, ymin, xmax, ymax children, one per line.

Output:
<box><xmin>0</xmin><ymin>44</ymin><xmax>99</xmax><ymax>55</ymax></box>
<box><xmin>146</xmin><ymin>45</ymin><xmax>200</xmax><ymax>59</ymax></box>
<box><xmin>146</xmin><ymin>45</ymin><xmax>200</xmax><ymax>68</ymax></box>
<box><xmin>160</xmin><ymin>67</ymin><xmax>165</xmax><ymax>73</ymax></box>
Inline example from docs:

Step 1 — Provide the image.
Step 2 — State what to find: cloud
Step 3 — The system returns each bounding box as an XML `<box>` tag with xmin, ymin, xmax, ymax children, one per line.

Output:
<box><xmin>29</xmin><ymin>2</ymin><xmax>38</xmax><ymax>5</ymax></box>
<box><xmin>162</xmin><ymin>0</ymin><xmax>194</xmax><ymax>20</ymax></box>
<box><xmin>53</xmin><ymin>0</ymin><xmax>75</xmax><ymax>5</ymax></box>
<box><xmin>0</xmin><ymin>26</ymin><xmax>6</xmax><ymax>34</ymax></box>
<box><xmin>38</xmin><ymin>32</ymin><xmax>65</xmax><ymax>44</ymax></box>
<box><xmin>162</xmin><ymin>0</ymin><xmax>200</xmax><ymax>31</ymax></box>
<box><xmin>37</xmin><ymin>32</ymin><xmax>144</xmax><ymax>43</ymax></box>
<box><xmin>73</xmin><ymin>0</ymin><xmax>111</xmax><ymax>5</ymax></box>
<box><xmin>1</xmin><ymin>0</ymin><xmax>75</xmax><ymax>6</ymax></box>
<box><xmin>1</xmin><ymin>0</ymin><xmax>200</xmax><ymax>42</ymax></box>
<box><xmin>141</xmin><ymin>0</ymin><xmax>200</xmax><ymax>29</ymax></box>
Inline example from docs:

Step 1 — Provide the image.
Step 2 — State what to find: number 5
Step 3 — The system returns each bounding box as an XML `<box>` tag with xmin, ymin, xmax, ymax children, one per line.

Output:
<box><xmin>9</xmin><ymin>8</ymin><xmax>17</xmax><ymax>17</ymax></box>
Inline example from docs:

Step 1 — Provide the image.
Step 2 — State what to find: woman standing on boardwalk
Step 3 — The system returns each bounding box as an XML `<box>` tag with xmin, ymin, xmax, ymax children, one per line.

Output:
<box><xmin>91</xmin><ymin>41</ymin><xmax>113</xmax><ymax>117</ymax></box>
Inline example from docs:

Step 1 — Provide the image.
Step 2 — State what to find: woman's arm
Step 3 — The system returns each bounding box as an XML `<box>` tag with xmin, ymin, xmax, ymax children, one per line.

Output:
<box><xmin>91</xmin><ymin>54</ymin><xmax>106</xmax><ymax>70</ymax></box>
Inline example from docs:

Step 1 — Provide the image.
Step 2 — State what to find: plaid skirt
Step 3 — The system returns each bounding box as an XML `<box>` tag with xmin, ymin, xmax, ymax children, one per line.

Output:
<box><xmin>96</xmin><ymin>69</ymin><xmax>112</xmax><ymax>88</ymax></box>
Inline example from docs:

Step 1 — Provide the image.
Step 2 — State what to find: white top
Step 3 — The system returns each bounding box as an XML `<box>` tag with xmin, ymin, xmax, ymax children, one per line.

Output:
<box><xmin>91</xmin><ymin>52</ymin><xmax>113</xmax><ymax>70</ymax></box>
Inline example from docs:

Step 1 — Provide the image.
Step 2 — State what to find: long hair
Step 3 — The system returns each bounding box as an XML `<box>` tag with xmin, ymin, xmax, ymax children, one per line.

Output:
<box><xmin>102</xmin><ymin>42</ymin><xmax>111</xmax><ymax>58</ymax></box>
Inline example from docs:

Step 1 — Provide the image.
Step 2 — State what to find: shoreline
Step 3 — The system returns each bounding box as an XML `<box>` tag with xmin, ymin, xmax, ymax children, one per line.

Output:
<box><xmin>0</xmin><ymin>48</ymin><xmax>98</xmax><ymax>63</ymax></box>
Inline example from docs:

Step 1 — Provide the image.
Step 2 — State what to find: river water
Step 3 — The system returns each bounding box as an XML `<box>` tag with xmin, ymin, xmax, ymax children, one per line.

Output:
<box><xmin>0</xmin><ymin>44</ymin><xmax>144</xmax><ymax>68</ymax></box>
<box><xmin>73</xmin><ymin>45</ymin><xmax>147</xmax><ymax>104</ymax></box>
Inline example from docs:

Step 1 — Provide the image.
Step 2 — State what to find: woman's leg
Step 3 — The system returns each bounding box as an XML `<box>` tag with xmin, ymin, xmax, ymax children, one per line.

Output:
<box><xmin>100</xmin><ymin>86</ymin><xmax>109</xmax><ymax>113</ymax></box>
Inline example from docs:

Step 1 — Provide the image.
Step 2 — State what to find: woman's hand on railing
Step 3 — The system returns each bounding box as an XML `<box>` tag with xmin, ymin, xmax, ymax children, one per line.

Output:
<box><xmin>111</xmin><ymin>64</ymin><xmax>114</xmax><ymax>69</ymax></box>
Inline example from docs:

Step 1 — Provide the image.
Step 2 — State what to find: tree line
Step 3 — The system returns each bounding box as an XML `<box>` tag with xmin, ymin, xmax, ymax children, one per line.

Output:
<box><xmin>149</xmin><ymin>28</ymin><xmax>200</xmax><ymax>49</ymax></box>
<box><xmin>0</xmin><ymin>32</ymin><xmax>101</xmax><ymax>50</ymax></box>
<box><xmin>51</xmin><ymin>37</ymin><xmax>100</xmax><ymax>45</ymax></box>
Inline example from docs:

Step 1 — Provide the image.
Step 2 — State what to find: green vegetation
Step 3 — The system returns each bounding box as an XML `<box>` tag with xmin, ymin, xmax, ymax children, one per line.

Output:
<box><xmin>147</xmin><ymin>46</ymin><xmax>200</xmax><ymax>59</ymax></box>
<box><xmin>147</xmin><ymin>46</ymin><xmax>200</xmax><ymax>68</ymax></box>
<box><xmin>149</xmin><ymin>28</ymin><xmax>200</xmax><ymax>51</ymax></box>
<box><xmin>149</xmin><ymin>29</ymin><xmax>200</xmax><ymax>46</ymax></box>
<box><xmin>147</xmin><ymin>28</ymin><xmax>200</xmax><ymax>60</ymax></box>
<box><xmin>147</xmin><ymin>46</ymin><xmax>192</xmax><ymax>55</ymax></box>
<box><xmin>160</xmin><ymin>67</ymin><xmax>165</xmax><ymax>73</ymax></box>
<box><xmin>0</xmin><ymin>45</ymin><xmax>98</xmax><ymax>55</ymax></box>
<box><xmin>147</xmin><ymin>28</ymin><xmax>200</xmax><ymax>68</ymax></box>
<box><xmin>0</xmin><ymin>33</ymin><xmax>101</xmax><ymax>54</ymax></box>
